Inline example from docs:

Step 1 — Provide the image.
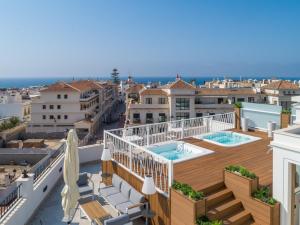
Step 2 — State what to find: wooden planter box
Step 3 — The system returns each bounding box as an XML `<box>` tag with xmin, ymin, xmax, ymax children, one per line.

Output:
<box><xmin>249</xmin><ymin>198</ymin><xmax>280</xmax><ymax>225</ymax></box>
<box><xmin>281</xmin><ymin>113</ymin><xmax>290</xmax><ymax>128</ymax></box>
<box><xmin>224</xmin><ymin>170</ymin><xmax>280</xmax><ymax>225</ymax></box>
<box><xmin>171</xmin><ymin>189</ymin><xmax>206</xmax><ymax>225</ymax></box>
<box><xmin>234</xmin><ymin>108</ymin><xmax>241</xmax><ymax>130</ymax></box>
<box><xmin>224</xmin><ymin>170</ymin><xmax>258</xmax><ymax>198</ymax></box>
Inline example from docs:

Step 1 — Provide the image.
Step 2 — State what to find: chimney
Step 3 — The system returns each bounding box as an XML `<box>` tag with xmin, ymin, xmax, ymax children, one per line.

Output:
<box><xmin>176</xmin><ymin>74</ymin><xmax>181</xmax><ymax>81</ymax></box>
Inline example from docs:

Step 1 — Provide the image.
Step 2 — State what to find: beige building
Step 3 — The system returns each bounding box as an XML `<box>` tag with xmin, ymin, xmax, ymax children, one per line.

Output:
<box><xmin>27</xmin><ymin>80</ymin><xmax>118</xmax><ymax>137</ymax></box>
<box><xmin>261</xmin><ymin>80</ymin><xmax>300</xmax><ymax>109</ymax></box>
<box><xmin>127</xmin><ymin>78</ymin><xmax>264</xmax><ymax>124</ymax></box>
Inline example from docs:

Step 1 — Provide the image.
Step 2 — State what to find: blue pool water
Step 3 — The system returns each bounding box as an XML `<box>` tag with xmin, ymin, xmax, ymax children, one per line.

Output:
<box><xmin>148</xmin><ymin>142</ymin><xmax>192</xmax><ymax>160</ymax></box>
<box><xmin>202</xmin><ymin>132</ymin><xmax>251</xmax><ymax>145</ymax></box>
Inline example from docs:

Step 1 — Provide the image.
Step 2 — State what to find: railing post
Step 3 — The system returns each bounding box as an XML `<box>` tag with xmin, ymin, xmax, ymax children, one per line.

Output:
<box><xmin>129</xmin><ymin>145</ymin><xmax>132</xmax><ymax>172</ymax></box>
<box><xmin>146</xmin><ymin>125</ymin><xmax>150</xmax><ymax>146</ymax></box>
<box><xmin>181</xmin><ymin>119</ymin><xmax>184</xmax><ymax>139</ymax></box>
<box><xmin>103</xmin><ymin>130</ymin><xmax>107</xmax><ymax>149</ymax></box>
<box><xmin>168</xmin><ymin>160</ymin><xmax>173</xmax><ymax>189</ymax></box>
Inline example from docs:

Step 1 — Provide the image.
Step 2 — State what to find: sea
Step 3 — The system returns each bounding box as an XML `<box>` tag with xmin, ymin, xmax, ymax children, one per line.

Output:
<box><xmin>0</xmin><ymin>76</ymin><xmax>299</xmax><ymax>89</ymax></box>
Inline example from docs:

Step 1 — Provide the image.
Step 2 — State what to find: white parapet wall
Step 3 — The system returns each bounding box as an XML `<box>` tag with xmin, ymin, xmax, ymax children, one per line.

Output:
<box><xmin>0</xmin><ymin>143</ymin><xmax>103</xmax><ymax>225</ymax></box>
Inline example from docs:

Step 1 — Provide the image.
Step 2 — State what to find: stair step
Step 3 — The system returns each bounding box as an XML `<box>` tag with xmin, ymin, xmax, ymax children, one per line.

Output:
<box><xmin>200</xmin><ymin>181</ymin><xmax>225</xmax><ymax>196</ymax></box>
<box><xmin>206</xmin><ymin>188</ymin><xmax>233</xmax><ymax>208</ymax></box>
<box><xmin>207</xmin><ymin>199</ymin><xmax>243</xmax><ymax>220</ymax></box>
<box><xmin>223</xmin><ymin>210</ymin><xmax>253</xmax><ymax>225</ymax></box>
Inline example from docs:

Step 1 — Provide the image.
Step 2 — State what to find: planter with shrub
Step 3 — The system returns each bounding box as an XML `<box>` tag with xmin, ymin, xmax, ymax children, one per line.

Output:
<box><xmin>171</xmin><ymin>181</ymin><xmax>206</xmax><ymax>225</ymax></box>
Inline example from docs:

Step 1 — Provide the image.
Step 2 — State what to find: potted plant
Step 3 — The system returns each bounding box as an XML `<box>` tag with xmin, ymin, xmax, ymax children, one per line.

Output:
<box><xmin>171</xmin><ymin>181</ymin><xmax>206</xmax><ymax>225</ymax></box>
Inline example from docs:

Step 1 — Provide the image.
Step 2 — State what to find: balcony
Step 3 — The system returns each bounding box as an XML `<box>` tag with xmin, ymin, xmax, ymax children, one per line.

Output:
<box><xmin>195</xmin><ymin>103</ymin><xmax>234</xmax><ymax>109</ymax></box>
<box><xmin>146</xmin><ymin>118</ymin><xmax>154</xmax><ymax>124</ymax></box>
<box><xmin>132</xmin><ymin>118</ymin><xmax>141</xmax><ymax>124</ymax></box>
<box><xmin>128</xmin><ymin>103</ymin><xmax>169</xmax><ymax>109</ymax></box>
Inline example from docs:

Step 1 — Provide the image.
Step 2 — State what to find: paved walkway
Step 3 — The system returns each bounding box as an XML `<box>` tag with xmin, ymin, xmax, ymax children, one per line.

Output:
<box><xmin>28</xmin><ymin>163</ymin><xmax>143</xmax><ymax>225</ymax></box>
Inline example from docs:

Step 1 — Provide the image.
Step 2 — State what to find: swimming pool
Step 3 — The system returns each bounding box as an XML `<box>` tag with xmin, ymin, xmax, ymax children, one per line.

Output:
<box><xmin>196</xmin><ymin>131</ymin><xmax>261</xmax><ymax>147</ymax></box>
<box><xmin>148</xmin><ymin>141</ymin><xmax>213</xmax><ymax>163</ymax></box>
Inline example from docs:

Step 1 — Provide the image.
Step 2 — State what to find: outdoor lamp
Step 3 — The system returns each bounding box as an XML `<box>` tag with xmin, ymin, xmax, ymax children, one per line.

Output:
<box><xmin>142</xmin><ymin>175</ymin><xmax>156</xmax><ymax>195</ymax></box>
<box><xmin>142</xmin><ymin>175</ymin><xmax>156</xmax><ymax>225</ymax></box>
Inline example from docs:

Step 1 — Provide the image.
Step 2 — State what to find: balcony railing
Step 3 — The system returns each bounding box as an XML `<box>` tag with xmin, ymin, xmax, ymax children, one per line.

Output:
<box><xmin>104</xmin><ymin>112</ymin><xmax>235</xmax><ymax>196</ymax></box>
<box><xmin>29</xmin><ymin>142</ymin><xmax>66</xmax><ymax>183</ymax></box>
<box><xmin>0</xmin><ymin>184</ymin><xmax>22</xmax><ymax>219</ymax></box>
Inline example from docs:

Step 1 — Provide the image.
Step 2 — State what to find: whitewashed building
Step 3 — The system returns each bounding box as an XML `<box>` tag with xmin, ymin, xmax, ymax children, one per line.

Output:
<box><xmin>0</xmin><ymin>91</ymin><xmax>31</xmax><ymax>121</ymax></box>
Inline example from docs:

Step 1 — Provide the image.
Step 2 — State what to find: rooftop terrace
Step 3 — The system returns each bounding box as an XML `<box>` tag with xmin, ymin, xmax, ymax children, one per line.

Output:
<box><xmin>175</xmin><ymin>129</ymin><xmax>272</xmax><ymax>190</ymax></box>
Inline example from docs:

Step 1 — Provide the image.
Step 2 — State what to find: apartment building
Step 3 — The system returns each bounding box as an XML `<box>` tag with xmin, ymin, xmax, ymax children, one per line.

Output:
<box><xmin>261</xmin><ymin>80</ymin><xmax>300</xmax><ymax>109</ymax></box>
<box><xmin>27</xmin><ymin>80</ymin><xmax>118</xmax><ymax>137</ymax></box>
<box><xmin>127</xmin><ymin>78</ymin><xmax>263</xmax><ymax>124</ymax></box>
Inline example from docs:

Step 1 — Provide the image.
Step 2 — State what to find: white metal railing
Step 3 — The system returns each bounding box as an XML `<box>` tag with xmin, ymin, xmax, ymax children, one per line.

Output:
<box><xmin>104</xmin><ymin>112</ymin><xmax>235</xmax><ymax>195</ymax></box>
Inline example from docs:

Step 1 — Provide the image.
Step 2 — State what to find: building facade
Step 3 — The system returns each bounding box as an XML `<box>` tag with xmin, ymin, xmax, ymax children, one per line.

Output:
<box><xmin>27</xmin><ymin>80</ymin><xmax>118</xmax><ymax>137</ymax></box>
<box><xmin>127</xmin><ymin>78</ymin><xmax>264</xmax><ymax>124</ymax></box>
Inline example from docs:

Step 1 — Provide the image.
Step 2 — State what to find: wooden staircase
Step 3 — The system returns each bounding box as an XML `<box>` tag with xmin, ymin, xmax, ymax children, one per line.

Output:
<box><xmin>202</xmin><ymin>182</ymin><xmax>257</xmax><ymax>225</ymax></box>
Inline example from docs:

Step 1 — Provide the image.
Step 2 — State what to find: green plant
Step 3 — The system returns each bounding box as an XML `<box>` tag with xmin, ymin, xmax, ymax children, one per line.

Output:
<box><xmin>225</xmin><ymin>165</ymin><xmax>257</xmax><ymax>179</ymax></box>
<box><xmin>196</xmin><ymin>216</ymin><xmax>223</xmax><ymax>225</ymax></box>
<box><xmin>282</xmin><ymin>109</ymin><xmax>291</xmax><ymax>114</ymax></box>
<box><xmin>0</xmin><ymin>117</ymin><xmax>20</xmax><ymax>132</ymax></box>
<box><xmin>172</xmin><ymin>180</ymin><xmax>204</xmax><ymax>201</ymax></box>
<box><xmin>253</xmin><ymin>186</ymin><xmax>277</xmax><ymax>206</ymax></box>
<box><xmin>234</xmin><ymin>102</ymin><xmax>242</xmax><ymax>108</ymax></box>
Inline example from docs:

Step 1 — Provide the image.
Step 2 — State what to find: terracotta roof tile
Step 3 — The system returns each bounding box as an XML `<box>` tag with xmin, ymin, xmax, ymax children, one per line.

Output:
<box><xmin>167</xmin><ymin>79</ymin><xmax>196</xmax><ymax>90</ymax></box>
<box><xmin>125</xmin><ymin>84</ymin><xmax>144</xmax><ymax>93</ymax></box>
<box><xmin>40</xmin><ymin>82</ymin><xmax>79</xmax><ymax>92</ymax></box>
<box><xmin>140</xmin><ymin>89</ymin><xmax>167</xmax><ymax>96</ymax></box>
<box><xmin>262</xmin><ymin>80</ymin><xmax>299</xmax><ymax>90</ymax></box>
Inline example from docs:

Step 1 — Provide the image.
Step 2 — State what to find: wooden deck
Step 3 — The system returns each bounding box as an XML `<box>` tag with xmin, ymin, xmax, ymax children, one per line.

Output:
<box><xmin>174</xmin><ymin>130</ymin><xmax>273</xmax><ymax>191</ymax></box>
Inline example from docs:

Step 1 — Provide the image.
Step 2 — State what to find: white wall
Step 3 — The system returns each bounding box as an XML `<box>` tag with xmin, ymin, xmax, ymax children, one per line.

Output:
<box><xmin>272</xmin><ymin>126</ymin><xmax>300</xmax><ymax>225</ymax></box>
<box><xmin>0</xmin><ymin>143</ymin><xmax>104</xmax><ymax>225</ymax></box>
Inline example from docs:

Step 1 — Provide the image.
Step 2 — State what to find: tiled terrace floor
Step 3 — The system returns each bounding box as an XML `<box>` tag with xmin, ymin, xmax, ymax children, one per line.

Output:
<box><xmin>28</xmin><ymin>163</ymin><xmax>144</xmax><ymax>225</ymax></box>
<box><xmin>174</xmin><ymin>130</ymin><xmax>273</xmax><ymax>191</ymax></box>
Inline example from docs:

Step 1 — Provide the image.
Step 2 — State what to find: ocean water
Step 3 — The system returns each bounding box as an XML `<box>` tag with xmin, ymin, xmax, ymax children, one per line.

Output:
<box><xmin>0</xmin><ymin>76</ymin><xmax>299</xmax><ymax>89</ymax></box>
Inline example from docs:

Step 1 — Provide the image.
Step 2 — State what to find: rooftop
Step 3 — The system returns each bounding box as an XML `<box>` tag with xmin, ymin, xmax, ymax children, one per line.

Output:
<box><xmin>175</xmin><ymin>130</ymin><xmax>272</xmax><ymax>190</ymax></box>
<box><xmin>262</xmin><ymin>80</ymin><xmax>299</xmax><ymax>90</ymax></box>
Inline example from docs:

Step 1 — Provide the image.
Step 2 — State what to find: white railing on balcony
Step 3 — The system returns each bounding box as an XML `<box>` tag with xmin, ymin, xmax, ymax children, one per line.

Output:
<box><xmin>104</xmin><ymin>112</ymin><xmax>235</xmax><ymax>196</ymax></box>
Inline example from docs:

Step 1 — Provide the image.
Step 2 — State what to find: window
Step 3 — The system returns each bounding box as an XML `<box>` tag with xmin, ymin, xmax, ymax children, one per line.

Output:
<box><xmin>145</xmin><ymin>98</ymin><xmax>152</xmax><ymax>104</ymax></box>
<box><xmin>176</xmin><ymin>98</ymin><xmax>190</xmax><ymax>110</ymax></box>
<box><xmin>237</xmin><ymin>98</ymin><xmax>245</xmax><ymax>102</ymax></box>
<box><xmin>209</xmin><ymin>112</ymin><xmax>215</xmax><ymax>115</ymax></box>
<box><xmin>49</xmin><ymin>115</ymin><xmax>54</xmax><ymax>120</ymax></box>
<box><xmin>146</xmin><ymin>113</ymin><xmax>153</xmax><ymax>123</ymax></box>
<box><xmin>64</xmin><ymin>94</ymin><xmax>68</xmax><ymax>99</ymax></box>
<box><xmin>159</xmin><ymin>113</ymin><xmax>166</xmax><ymax>122</ymax></box>
<box><xmin>218</xmin><ymin>98</ymin><xmax>224</xmax><ymax>104</ymax></box>
<box><xmin>64</xmin><ymin>115</ymin><xmax>68</xmax><ymax>120</ymax></box>
<box><xmin>57</xmin><ymin>105</ymin><xmax>61</xmax><ymax>109</ymax></box>
<box><xmin>57</xmin><ymin>115</ymin><xmax>61</xmax><ymax>120</ymax></box>
<box><xmin>176</xmin><ymin>112</ymin><xmax>189</xmax><ymax>120</ymax></box>
<box><xmin>248</xmin><ymin>97</ymin><xmax>255</xmax><ymax>103</ymax></box>
<box><xmin>42</xmin><ymin>105</ymin><xmax>46</xmax><ymax>109</ymax></box>
<box><xmin>133</xmin><ymin>113</ymin><xmax>140</xmax><ymax>123</ymax></box>
<box><xmin>158</xmin><ymin>98</ymin><xmax>166</xmax><ymax>104</ymax></box>
<box><xmin>42</xmin><ymin>115</ymin><xmax>46</xmax><ymax>120</ymax></box>
<box><xmin>50</xmin><ymin>105</ymin><xmax>54</xmax><ymax>110</ymax></box>
<box><xmin>196</xmin><ymin>113</ymin><xmax>203</xmax><ymax>117</ymax></box>
<box><xmin>57</xmin><ymin>94</ymin><xmax>61</xmax><ymax>99</ymax></box>
<box><xmin>232</xmin><ymin>97</ymin><xmax>236</xmax><ymax>104</ymax></box>
<box><xmin>195</xmin><ymin>97</ymin><xmax>201</xmax><ymax>104</ymax></box>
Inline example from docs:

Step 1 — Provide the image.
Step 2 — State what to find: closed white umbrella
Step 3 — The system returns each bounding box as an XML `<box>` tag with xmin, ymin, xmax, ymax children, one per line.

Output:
<box><xmin>61</xmin><ymin>129</ymin><xmax>80</xmax><ymax>223</ymax></box>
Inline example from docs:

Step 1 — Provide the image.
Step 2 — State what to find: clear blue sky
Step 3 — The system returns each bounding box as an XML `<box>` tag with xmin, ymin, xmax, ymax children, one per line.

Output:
<box><xmin>0</xmin><ymin>0</ymin><xmax>299</xmax><ymax>78</ymax></box>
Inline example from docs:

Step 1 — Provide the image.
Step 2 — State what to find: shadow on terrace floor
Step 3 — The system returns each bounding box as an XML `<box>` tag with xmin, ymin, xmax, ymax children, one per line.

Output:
<box><xmin>27</xmin><ymin>163</ymin><xmax>144</xmax><ymax>225</ymax></box>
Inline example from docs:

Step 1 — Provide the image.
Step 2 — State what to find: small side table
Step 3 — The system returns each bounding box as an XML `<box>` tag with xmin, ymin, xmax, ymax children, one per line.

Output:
<box><xmin>141</xmin><ymin>209</ymin><xmax>156</xmax><ymax>225</ymax></box>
